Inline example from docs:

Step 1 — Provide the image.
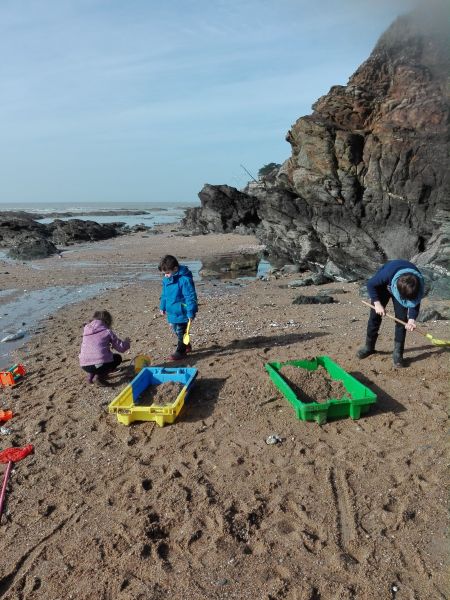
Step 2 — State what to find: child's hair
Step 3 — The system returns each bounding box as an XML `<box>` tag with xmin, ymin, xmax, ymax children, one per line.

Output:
<box><xmin>397</xmin><ymin>274</ymin><xmax>420</xmax><ymax>300</ymax></box>
<box><xmin>158</xmin><ymin>255</ymin><xmax>179</xmax><ymax>272</ymax></box>
<box><xmin>93</xmin><ymin>310</ymin><xmax>112</xmax><ymax>327</ymax></box>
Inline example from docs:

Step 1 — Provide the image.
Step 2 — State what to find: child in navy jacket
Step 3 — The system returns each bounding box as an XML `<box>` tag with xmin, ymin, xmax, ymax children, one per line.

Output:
<box><xmin>357</xmin><ymin>259</ymin><xmax>424</xmax><ymax>367</ymax></box>
<box><xmin>159</xmin><ymin>255</ymin><xmax>198</xmax><ymax>361</ymax></box>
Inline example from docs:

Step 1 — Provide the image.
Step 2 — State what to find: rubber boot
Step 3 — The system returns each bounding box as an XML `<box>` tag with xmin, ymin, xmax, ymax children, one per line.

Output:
<box><xmin>393</xmin><ymin>341</ymin><xmax>405</xmax><ymax>368</ymax></box>
<box><xmin>356</xmin><ymin>337</ymin><xmax>376</xmax><ymax>359</ymax></box>
<box><xmin>170</xmin><ymin>339</ymin><xmax>187</xmax><ymax>361</ymax></box>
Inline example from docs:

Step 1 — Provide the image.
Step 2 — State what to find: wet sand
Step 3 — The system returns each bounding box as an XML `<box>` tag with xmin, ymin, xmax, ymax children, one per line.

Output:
<box><xmin>0</xmin><ymin>226</ymin><xmax>448</xmax><ymax>599</ymax></box>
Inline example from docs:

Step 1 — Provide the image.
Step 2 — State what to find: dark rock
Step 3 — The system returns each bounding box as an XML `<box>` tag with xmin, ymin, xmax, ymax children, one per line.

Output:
<box><xmin>182</xmin><ymin>184</ymin><xmax>260</xmax><ymax>234</ymax></box>
<box><xmin>8</xmin><ymin>237</ymin><xmax>58</xmax><ymax>260</ymax></box>
<box><xmin>128</xmin><ymin>224</ymin><xmax>150</xmax><ymax>233</ymax></box>
<box><xmin>418</xmin><ymin>307</ymin><xmax>449</xmax><ymax>322</ymax></box>
<box><xmin>288</xmin><ymin>278</ymin><xmax>313</xmax><ymax>288</ymax></box>
<box><xmin>280</xmin><ymin>264</ymin><xmax>301</xmax><ymax>274</ymax></box>
<box><xmin>0</xmin><ymin>211</ymin><xmax>129</xmax><ymax>259</ymax></box>
<box><xmin>318</xmin><ymin>288</ymin><xmax>349</xmax><ymax>295</ymax></box>
<box><xmin>200</xmin><ymin>253</ymin><xmax>259</xmax><ymax>279</ymax></box>
<box><xmin>293</xmin><ymin>295</ymin><xmax>335</xmax><ymax>305</ymax></box>
<box><xmin>311</xmin><ymin>273</ymin><xmax>333</xmax><ymax>285</ymax></box>
<box><xmin>426</xmin><ymin>275</ymin><xmax>450</xmax><ymax>301</ymax></box>
<box><xmin>48</xmin><ymin>219</ymin><xmax>121</xmax><ymax>245</ymax></box>
<box><xmin>288</xmin><ymin>272</ymin><xmax>332</xmax><ymax>288</ymax></box>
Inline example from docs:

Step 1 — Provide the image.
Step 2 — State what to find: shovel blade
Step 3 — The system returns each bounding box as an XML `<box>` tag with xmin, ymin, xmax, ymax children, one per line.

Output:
<box><xmin>183</xmin><ymin>320</ymin><xmax>191</xmax><ymax>345</ymax></box>
<box><xmin>0</xmin><ymin>444</ymin><xmax>34</xmax><ymax>464</ymax></box>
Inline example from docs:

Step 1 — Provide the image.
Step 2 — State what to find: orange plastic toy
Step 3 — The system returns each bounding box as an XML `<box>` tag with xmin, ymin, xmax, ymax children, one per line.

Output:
<box><xmin>0</xmin><ymin>364</ymin><xmax>26</xmax><ymax>387</ymax></box>
<box><xmin>0</xmin><ymin>410</ymin><xmax>13</xmax><ymax>423</ymax></box>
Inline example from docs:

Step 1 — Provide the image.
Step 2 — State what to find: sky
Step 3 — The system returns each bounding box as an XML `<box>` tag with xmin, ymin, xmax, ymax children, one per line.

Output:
<box><xmin>0</xmin><ymin>0</ymin><xmax>422</xmax><ymax>206</ymax></box>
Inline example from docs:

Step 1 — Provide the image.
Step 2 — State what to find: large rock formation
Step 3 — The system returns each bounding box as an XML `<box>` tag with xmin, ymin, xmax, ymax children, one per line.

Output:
<box><xmin>47</xmin><ymin>219</ymin><xmax>122</xmax><ymax>246</ymax></box>
<box><xmin>183</xmin><ymin>6</ymin><xmax>450</xmax><ymax>281</ymax></box>
<box><xmin>0</xmin><ymin>212</ymin><xmax>126</xmax><ymax>259</ymax></box>
<box><xmin>184</xmin><ymin>185</ymin><xmax>260</xmax><ymax>234</ymax></box>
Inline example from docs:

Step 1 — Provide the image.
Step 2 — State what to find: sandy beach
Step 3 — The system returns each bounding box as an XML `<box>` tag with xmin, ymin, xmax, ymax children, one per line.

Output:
<box><xmin>0</xmin><ymin>227</ymin><xmax>448</xmax><ymax>600</ymax></box>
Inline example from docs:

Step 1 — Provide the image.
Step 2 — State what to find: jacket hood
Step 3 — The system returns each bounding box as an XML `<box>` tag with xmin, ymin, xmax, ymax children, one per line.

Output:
<box><xmin>391</xmin><ymin>268</ymin><xmax>424</xmax><ymax>308</ymax></box>
<box><xmin>166</xmin><ymin>265</ymin><xmax>193</xmax><ymax>283</ymax></box>
<box><xmin>177</xmin><ymin>265</ymin><xmax>193</xmax><ymax>279</ymax></box>
<box><xmin>83</xmin><ymin>319</ymin><xmax>109</xmax><ymax>335</ymax></box>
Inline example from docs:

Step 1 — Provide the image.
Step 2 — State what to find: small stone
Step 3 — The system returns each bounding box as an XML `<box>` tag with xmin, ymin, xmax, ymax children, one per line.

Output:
<box><xmin>266</xmin><ymin>434</ymin><xmax>282</xmax><ymax>445</ymax></box>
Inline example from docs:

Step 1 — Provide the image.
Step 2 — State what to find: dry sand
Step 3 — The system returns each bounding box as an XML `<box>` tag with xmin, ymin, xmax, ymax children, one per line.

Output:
<box><xmin>0</xmin><ymin>227</ymin><xmax>448</xmax><ymax>600</ymax></box>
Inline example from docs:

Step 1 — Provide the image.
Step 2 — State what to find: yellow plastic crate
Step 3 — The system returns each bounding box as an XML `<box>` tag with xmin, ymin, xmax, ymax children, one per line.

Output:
<box><xmin>108</xmin><ymin>367</ymin><xmax>198</xmax><ymax>427</ymax></box>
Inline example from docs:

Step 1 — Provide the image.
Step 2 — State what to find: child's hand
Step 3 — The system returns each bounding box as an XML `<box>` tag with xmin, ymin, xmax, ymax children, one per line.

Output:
<box><xmin>124</xmin><ymin>337</ymin><xmax>131</xmax><ymax>344</ymax></box>
<box><xmin>160</xmin><ymin>310</ymin><xmax>166</xmax><ymax>316</ymax></box>
<box><xmin>405</xmin><ymin>319</ymin><xmax>416</xmax><ymax>331</ymax></box>
<box><xmin>373</xmin><ymin>301</ymin><xmax>385</xmax><ymax>316</ymax></box>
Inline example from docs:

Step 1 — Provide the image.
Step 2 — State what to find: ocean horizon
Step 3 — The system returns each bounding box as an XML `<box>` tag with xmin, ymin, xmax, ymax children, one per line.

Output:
<box><xmin>0</xmin><ymin>199</ymin><xmax>198</xmax><ymax>212</ymax></box>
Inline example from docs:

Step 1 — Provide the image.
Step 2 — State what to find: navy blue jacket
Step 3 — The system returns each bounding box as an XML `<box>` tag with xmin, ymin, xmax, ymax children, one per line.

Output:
<box><xmin>160</xmin><ymin>265</ymin><xmax>198</xmax><ymax>324</ymax></box>
<box><xmin>367</xmin><ymin>260</ymin><xmax>424</xmax><ymax>320</ymax></box>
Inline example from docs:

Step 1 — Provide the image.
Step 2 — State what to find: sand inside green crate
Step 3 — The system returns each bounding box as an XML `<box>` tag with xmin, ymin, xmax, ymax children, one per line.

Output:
<box><xmin>138</xmin><ymin>381</ymin><xmax>183</xmax><ymax>406</ymax></box>
<box><xmin>280</xmin><ymin>364</ymin><xmax>350</xmax><ymax>404</ymax></box>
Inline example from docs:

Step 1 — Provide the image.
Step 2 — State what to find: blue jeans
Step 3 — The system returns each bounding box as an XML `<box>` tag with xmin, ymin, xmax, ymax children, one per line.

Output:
<box><xmin>171</xmin><ymin>322</ymin><xmax>188</xmax><ymax>351</ymax></box>
<box><xmin>367</xmin><ymin>288</ymin><xmax>408</xmax><ymax>344</ymax></box>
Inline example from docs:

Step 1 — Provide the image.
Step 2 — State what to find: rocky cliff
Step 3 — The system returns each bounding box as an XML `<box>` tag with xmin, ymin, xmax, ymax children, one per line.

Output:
<box><xmin>183</xmin><ymin>7</ymin><xmax>450</xmax><ymax>281</ymax></box>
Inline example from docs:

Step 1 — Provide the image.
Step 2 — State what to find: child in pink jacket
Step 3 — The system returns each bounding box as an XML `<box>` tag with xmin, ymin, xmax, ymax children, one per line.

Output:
<box><xmin>79</xmin><ymin>310</ymin><xmax>130</xmax><ymax>385</ymax></box>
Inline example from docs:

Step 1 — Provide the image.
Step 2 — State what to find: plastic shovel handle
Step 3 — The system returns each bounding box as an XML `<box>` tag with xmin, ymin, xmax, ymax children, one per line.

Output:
<box><xmin>0</xmin><ymin>461</ymin><xmax>12</xmax><ymax>523</ymax></box>
<box><xmin>361</xmin><ymin>300</ymin><xmax>429</xmax><ymax>336</ymax></box>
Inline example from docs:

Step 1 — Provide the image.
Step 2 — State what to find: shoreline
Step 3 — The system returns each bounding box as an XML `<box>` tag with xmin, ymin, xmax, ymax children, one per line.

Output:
<box><xmin>0</xmin><ymin>226</ymin><xmax>266</xmax><ymax>368</ymax></box>
<box><xmin>0</xmin><ymin>227</ymin><xmax>447</xmax><ymax>599</ymax></box>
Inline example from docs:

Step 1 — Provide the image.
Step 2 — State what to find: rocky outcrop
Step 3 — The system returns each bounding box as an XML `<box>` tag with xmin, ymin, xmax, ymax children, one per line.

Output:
<box><xmin>182</xmin><ymin>185</ymin><xmax>260</xmax><ymax>234</ymax></box>
<box><xmin>183</xmin><ymin>6</ymin><xmax>450</xmax><ymax>282</ymax></box>
<box><xmin>47</xmin><ymin>219</ymin><xmax>121</xmax><ymax>246</ymax></box>
<box><xmin>8</xmin><ymin>238</ymin><xmax>59</xmax><ymax>260</ymax></box>
<box><xmin>0</xmin><ymin>213</ymin><xmax>59</xmax><ymax>259</ymax></box>
<box><xmin>0</xmin><ymin>212</ymin><xmax>126</xmax><ymax>259</ymax></box>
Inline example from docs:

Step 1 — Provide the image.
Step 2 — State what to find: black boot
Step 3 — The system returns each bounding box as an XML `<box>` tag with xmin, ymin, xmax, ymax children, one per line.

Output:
<box><xmin>356</xmin><ymin>337</ymin><xmax>376</xmax><ymax>359</ymax></box>
<box><xmin>170</xmin><ymin>339</ymin><xmax>187</xmax><ymax>361</ymax></box>
<box><xmin>393</xmin><ymin>341</ymin><xmax>405</xmax><ymax>368</ymax></box>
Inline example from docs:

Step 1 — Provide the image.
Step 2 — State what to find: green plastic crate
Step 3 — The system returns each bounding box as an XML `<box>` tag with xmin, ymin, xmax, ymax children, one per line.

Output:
<box><xmin>265</xmin><ymin>356</ymin><xmax>376</xmax><ymax>424</ymax></box>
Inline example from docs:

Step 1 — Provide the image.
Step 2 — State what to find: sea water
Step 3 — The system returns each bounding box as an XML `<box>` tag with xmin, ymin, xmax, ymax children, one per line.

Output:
<box><xmin>0</xmin><ymin>200</ymin><xmax>194</xmax><ymax>229</ymax></box>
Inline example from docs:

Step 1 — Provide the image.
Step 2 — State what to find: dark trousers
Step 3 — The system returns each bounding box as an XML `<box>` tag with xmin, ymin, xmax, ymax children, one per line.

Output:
<box><xmin>82</xmin><ymin>353</ymin><xmax>122</xmax><ymax>376</ymax></box>
<box><xmin>367</xmin><ymin>288</ymin><xmax>408</xmax><ymax>344</ymax></box>
<box><xmin>171</xmin><ymin>322</ymin><xmax>188</xmax><ymax>352</ymax></box>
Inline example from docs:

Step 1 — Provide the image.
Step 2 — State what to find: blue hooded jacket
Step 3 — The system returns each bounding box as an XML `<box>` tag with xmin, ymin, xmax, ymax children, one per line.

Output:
<box><xmin>367</xmin><ymin>259</ymin><xmax>424</xmax><ymax>319</ymax></box>
<box><xmin>160</xmin><ymin>265</ymin><xmax>198</xmax><ymax>324</ymax></box>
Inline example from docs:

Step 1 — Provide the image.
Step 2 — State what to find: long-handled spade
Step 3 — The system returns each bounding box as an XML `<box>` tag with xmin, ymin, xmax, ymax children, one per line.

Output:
<box><xmin>361</xmin><ymin>301</ymin><xmax>450</xmax><ymax>346</ymax></box>
<box><xmin>0</xmin><ymin>444</ymin><xmax>34</xmax><ymax>524</ymax></box>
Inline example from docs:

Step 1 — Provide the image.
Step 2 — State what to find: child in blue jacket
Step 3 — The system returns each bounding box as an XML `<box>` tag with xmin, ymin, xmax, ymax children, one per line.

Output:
<box><xmin>357</xmin><ymin>259</ymin><xmax>424</xmax><ymax>367</ymax></box>
<box><xmin>159</xmin><ymin>255</ymin><xmax>198</xmax><ymax>361</ymax></box>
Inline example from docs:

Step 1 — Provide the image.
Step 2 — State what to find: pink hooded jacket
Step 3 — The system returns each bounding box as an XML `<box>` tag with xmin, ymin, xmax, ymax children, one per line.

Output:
<box><xmin>79</xmin><ymin>319</ymin><xmax>130</xmax><ymax>367</ymax></box>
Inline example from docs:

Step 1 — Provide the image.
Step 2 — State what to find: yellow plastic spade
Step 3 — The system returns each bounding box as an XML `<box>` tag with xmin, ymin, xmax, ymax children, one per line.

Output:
<box><xmin>133</xmin><ymin>354</ymin><xmax>152</xmax><ymax>374</ymax></box>
<box><xmin>362</xmin><ymin>301</ymin><xmax>450</xmax><ymax>346</ymax></box>
<box><xmin>183</xmin><ymin>319</ymin><xmax>191</xmax><ymax>345</ymax></box>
